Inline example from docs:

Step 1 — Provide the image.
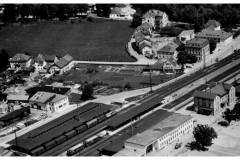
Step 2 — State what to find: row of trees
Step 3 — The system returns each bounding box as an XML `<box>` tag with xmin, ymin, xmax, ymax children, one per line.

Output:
<box><xmin>0</xmin><ymin>49</ymin><xmax>10</xmax><ymax>72</ymax></box>
<box><xmin>131</xmin><ymin>4</ymin><xmax>240</xmax><ymax>30</ymax></box>
<box><xmin>0</xmin><ymin>4</ymin><xmax>116</xmax><ymax>23</ymax></box>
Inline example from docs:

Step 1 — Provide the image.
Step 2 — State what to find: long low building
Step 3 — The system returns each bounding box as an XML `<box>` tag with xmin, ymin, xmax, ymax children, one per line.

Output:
<box><xmin>114</xmin><ymin>113</ymin><xmax>194</xmax><ymax>156</ymax></box>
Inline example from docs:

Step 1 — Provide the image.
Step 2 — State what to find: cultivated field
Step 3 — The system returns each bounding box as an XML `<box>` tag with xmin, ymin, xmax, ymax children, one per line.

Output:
<box><xmin>0</xmin><ymin>19</ymin><xmax>136</xmax><ymax>62</ymax></box>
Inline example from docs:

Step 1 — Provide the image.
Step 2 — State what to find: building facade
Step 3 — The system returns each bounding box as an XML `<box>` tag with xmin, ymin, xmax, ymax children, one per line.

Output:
<box><xmin>157</xmin><ymin>43</ymin><xmax>178</xmax><ymax>60</ymax></box>
<box><xmin>185</xmin><ymin>38</ymin><xmax>210</xmax><ymax>62</ymax></box>
<box><xmin>142</xmin><ymin>10</ymin><xmax>168</xmax><ymax>29</ymax></box>
<box><xmin>115</xmin><ymin>113</ymin><xmax>194</xmax><ymax>156</ymax></box>
<box><xmin>193</xmin><ymin>83</ymin><xmax>236</xmax><ymax>115</ymax></box>
<box><xmin>49</xmin><ymin>54</ymin><xmax>74</xmax><ymax>74</ymax></box>
<box><xmin>9</xmin><ymin>53</ymin><xmax>32</xmax><ymax>69</ymax></box>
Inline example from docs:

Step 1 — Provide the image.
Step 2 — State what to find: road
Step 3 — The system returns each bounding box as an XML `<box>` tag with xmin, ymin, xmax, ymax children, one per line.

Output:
<box><xmin>36</xmin><ymin>50</ymin><xmax>240</xmax><ymax>156</ymax></box>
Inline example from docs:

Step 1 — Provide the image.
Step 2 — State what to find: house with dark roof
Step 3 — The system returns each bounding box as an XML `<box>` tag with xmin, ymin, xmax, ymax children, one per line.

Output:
<box><xmin>142</xmin><ymin>9</ymin><xmax>169</xmax><ymax>29</ymax></box>
<box><xmin>109</xmin><ymin>4</ymin><xmax>136</xmax><ymax>20</ymax></box>
<box><xmin>138</xmin><ymin>40</ymin><xmax>153</xmax><ymax>58</ymax></box>
<box><xmin>49</xmin><ymin>54</ymin><xmax>74</xmax><ymax>74</ymax></box>
<box><xmin>157</xmin><ymin>42</ymin><xmax>178</xmax><ymax>60</ymax></box>
<box><xmin>195</xmin><ymin>29</ymin><xmax>233</xmax><ymax>45</ymax></box>
<box><xmin>204</xmin><ymin>20</ymin><xmax>221</xmax><ymax>31</ymax></box>
<box><xmin>193</xmin><ymin>83</ymin><xmax>236</xmax><ymax>115</ymax></box>
<box><xmin>9</xmin><ymin>53</ymin><xmax>32</xmax><ymax>69</ymax></box>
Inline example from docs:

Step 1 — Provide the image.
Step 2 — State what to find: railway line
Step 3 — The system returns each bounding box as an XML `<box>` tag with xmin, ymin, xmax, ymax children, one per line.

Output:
<box><xmin>8</xmin><ymin>51</ymin><xmax>240</xmax><ymax>156</ymax></box>
<box><xmin>73</xmin><ymin>52</ymin><xmax>240</xmax><ymax>156</ymax></box>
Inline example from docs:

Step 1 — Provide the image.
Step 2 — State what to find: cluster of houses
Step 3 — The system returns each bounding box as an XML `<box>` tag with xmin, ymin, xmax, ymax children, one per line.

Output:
<box><xmin>9</xmin><ymin>53</ymin><xmax>75</xmax><ymax>75</ymax></box>
<box><xmin>0</xmin><ymin>85</ymin><xmax>71</xmax><ymax>114</ymax></box>
<box><xmin>132</xmin><ymin>9</ymin><xmax>233</xmax><ymax>73</ymax></box>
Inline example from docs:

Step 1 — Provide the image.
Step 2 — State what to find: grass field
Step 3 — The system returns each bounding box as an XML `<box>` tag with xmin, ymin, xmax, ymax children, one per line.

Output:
<box><xmin>0</xmin><ymin>19</ymin><xmax>136</xmax><ymax>62</ymax></box>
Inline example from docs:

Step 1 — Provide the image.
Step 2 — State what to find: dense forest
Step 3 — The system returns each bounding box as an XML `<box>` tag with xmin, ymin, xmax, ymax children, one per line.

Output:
<box><xmin>0</xmin><ymin>4</ymin><xmax>240</xmax><ymax>30</ymax></box>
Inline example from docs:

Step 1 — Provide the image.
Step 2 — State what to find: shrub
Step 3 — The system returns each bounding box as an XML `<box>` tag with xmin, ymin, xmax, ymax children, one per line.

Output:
<box><xmin>218</xmin><ymin>120</ymin><xmax>229</xmax><ymax>127</ymax></box>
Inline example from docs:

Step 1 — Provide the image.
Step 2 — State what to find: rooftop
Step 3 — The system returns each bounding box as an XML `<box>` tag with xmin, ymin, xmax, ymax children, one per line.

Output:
<box><xmin>7</xmin><ymin>94</ymin><xmax>29</xmax><ymax>101</ymax></box>
<box><xmin>204</xmin><ymin>20</ymin><xmax>220</xmax><ymax>29</ymax></box>
<box><xmin>143</xmin><ymin>9</ymin><xmax>165</xmax><ymax>19</ymax></box>
<box><xmin>125</xmin><ymin>113</ymin><xmax>192</xmax><ymax>147</ymax></box>
<box><xmin>179</xmin><ymin>30</ymin><xmax>194</xmax><ymax>37</ymax></box>
<box><xmin>55</xmin><ymin>54</ymin><xmax>73</xmax><ymax>69</ymax></box>
<box><xmin>193</xmin><ymin>90</ymin><xmax>218</xmax><ymax>100</ymax></box>
<box><xmin>196</xmin><ymin>29</ymin><xmax>232</xmax><ymax>41</ymax></box>
<box><xmin>157</xmin><ymin>43</ymin><xmax>178</xmax><ymax>53</ymax></box>
<box><xmin>29</xmin><ymin>91</ymin><xmax>66</xmax><ymax>104</ymax></box>
<box><xmin>186</xmin><ymin>38</ymin><xmax>209</xmax><ymax>48</ymax></box>
<box><xmin>9</xmin><ymin>53</ymin><xmax>31</xmax><ymax>63</ymax></box>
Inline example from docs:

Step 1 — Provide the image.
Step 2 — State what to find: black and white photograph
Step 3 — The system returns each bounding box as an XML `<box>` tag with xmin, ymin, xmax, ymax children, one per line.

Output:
<box><xmin>0</xmin><ymin>0</ymin><xmax>240</xmax><ymax>157</ymax></box>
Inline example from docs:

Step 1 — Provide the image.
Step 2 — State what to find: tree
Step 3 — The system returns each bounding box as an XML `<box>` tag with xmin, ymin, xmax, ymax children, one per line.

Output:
<box><xmin>0</xmin><ymin>49</ymin><xmax>10</xmax><ymax>72</ymax></box>
<box><xmin>177</xmin><ymin>51</ymin><xmax>197</xmax><ymax>70</ymax></box>
<box><xmin>124</xmin><ymin>82</ymin><xmax>132</xmax><ymax>90</ymax></box>
<box><xmin>2</xmin><ymin>4</ymin><xmax>17</xmax><ymax>23</ymax></box>
<box><xmin>193</xmin><ymin>124</ymin><xmax>217</xmax><ymax>150</ymax></box>
<box><xmin>223</xmin><ymin>108</ymin><xmax>233</xmax><ymax>123</ymax></box>
<box><xmin>95</xmin><ymin>4</ymin><xmax>113</xmax><ymax>18</ymax></box>
<box><xmin>209</xmin><ymin>39</ymin><xmax>217</xmax><ymax>54</ymax></box>
<box><xmin>131</xmin><ymin>12</ymin><xmax>142</xmax><ymax>28</ymax></box>
<box><xmin>81</xmin><ymin>84</ymin><xmax>93</xmax><ymax>100</ymax></box>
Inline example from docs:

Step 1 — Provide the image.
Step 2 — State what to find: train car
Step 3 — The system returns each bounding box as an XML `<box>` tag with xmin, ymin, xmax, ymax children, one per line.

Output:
<box><xmin>66</xmin><ymin>142</ymin><xmax>85</xmax><ymax>156</ymax></box>
<box><xmin>85</xmin><ymin>135</ymin><xmax>101</xmax><ymax>147</ymax></box>
<box><xmin>105</xmin><ymin>110</ymin><xmax>117</xmax><ymax>118</ymax></box>
<box><xmin>85</xmin><ymin>118</ymin><xmax>98</xmax><ymax>128</ymax></box>
<box><xmin>44</xmin><ymin>139</ymin><xmax>57</xmax><ymax>150</ymax></box>
<box><xmin>74</xmin><ymin>125</ymin><xmax>87</xmax><ymax>134</ymax></box>
<box><xmin>64</xmin><ymin>130</ymin><xmax>77</xmax><ymax>140</ymax></box>
<box><xmin>30</xmin><ymin>146</ymin><xmax>45</xmax><ymax>156</ymax></box>
<box><xmin>97</xmin><ymin>114</ymin><xmax>107</xmax><ymax>123</ymax></box>
<box><xmin>54</xmin><ymin>135</ymin><xmax>67</xmax><ymax>145</ymax></box>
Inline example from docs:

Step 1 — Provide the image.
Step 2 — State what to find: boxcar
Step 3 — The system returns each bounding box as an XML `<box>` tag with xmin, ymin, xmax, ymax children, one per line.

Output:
<box><xmin>31</xmin><ymin>146</ymin><xmax>45</xmax><ymax>156</ymax></box>
<box><xmin>74</xmin><ymin>125</ymin><xmax>87</xmax><ymax>134</ymax></box>
<box><xmin>97</xmin><ymin>114</ymin><xmax>107</xmax><ymax>123</ymax></box>
<box><xmin>86</xmin><ymin>118</ymin><xmax>98</xmax><ymax>128</ymax></box>
<box><xmin>54</xmin><ymin>135</ymin><xmax>67</xmax><ymax>145</ymax></box>
<box><xmin>64</xmin><ymin>130</ymin><xmax>77</xmax><ymax>139</ymax></box>
<box><xmin>44</xmin><ymin>140</ymin><xmax>57</xmax><ymax>150</ymax></box>
<box><xmin>66</xmin><ymin>142</ymin><xmax>85</xmax><ymax>156</ymax></box>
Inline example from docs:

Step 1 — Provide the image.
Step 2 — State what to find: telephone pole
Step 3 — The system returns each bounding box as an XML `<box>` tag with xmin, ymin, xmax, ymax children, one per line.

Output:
<box><xmin>148</xmin><ymin>64</ymin><xmax>153</xmax><ymax>93</ymax></box>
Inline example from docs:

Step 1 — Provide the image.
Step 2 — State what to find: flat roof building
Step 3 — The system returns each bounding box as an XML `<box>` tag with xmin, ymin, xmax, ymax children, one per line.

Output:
<box><xmin>115</xmin><ymin>113</ymin><xmax>194</xmax><ymax>156</ymax></box>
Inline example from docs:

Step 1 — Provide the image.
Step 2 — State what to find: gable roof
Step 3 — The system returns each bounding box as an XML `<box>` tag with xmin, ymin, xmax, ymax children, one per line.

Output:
<box><xmin>9</xmin><ymin>53</ymin><xmax>31</xmax><ymax>63</ymax></box>
<box><xmin>196</xmin><ymin>29</ymin><xmax>232</xmax><ymax>41</ymax></box>
<box><xmin>143</xmin><ymin>9</ymin><xmax>165</xmax><ymax>19</ymax></box>
<box><xmin>179</xmin><ymin>30</ymin><xmax>194</xmax><ymax>37</ymax></box>
<box><xmin>138</xmin><ymin>41</ymin><xmax>151</xmax><ymax>50</ymax></box>
<box><xmin>157</xmin><ymin>43</ymin><xmax>178</xmax><ymax>54</ymax></box>
<box><xmin>193</xmin><ymin>90</ymin><xmax>218</xmax><ymax>100</ymax></box>
<box><xmin>43</xmin><ymin>54</ymin><xmax>57</xmax><ymax>62</ymax></box>
<box><xmin>186</xmin><ymin>38</ymin><xmax>209</xmax><ymax>48</ymax></box>
<box><xmin>204</xmin><ymin>20</ymin><xmax>220</xmax><ymax>29</ymax></box>
<box><xmin>35</xmin><ymin>54</ymin><xmax>45</xmax><ymax>65</ymax></box>
<box><xmin>55</xmin><ymin>54</ymin><xmax>73</xmax><ymax>69</ymax></box>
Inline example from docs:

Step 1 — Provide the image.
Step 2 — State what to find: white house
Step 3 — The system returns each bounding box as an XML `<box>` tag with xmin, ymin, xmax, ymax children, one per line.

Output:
<box><xmin>29</xmin><ymin>91</ymin><xmax>69</xmax><ymax>112</ymax></box>
<box><xmin>142</xmin><ymin>9</ymin><xmax>169</xmax><ymax>29</ymax></box>
<box><xmin>9</xmin><ymin>53</ymin><xmax>32</xmax><ymax>69</ymax></box>
<box><xmin>138</xmin><ymin>40</ymin><xmax>154</xmax><ymax>58</ymax></box>
<box><xmin>178</xmin><ymin>30</ymin><xmax>195</xmax><ymax>44</ymax></box>
<box><xmin>109</xmin><ymin>4</ymin><xmax>136</xmax><ymax>20</ymax></box>
<box><xmin>49</xmin><ymin>54</ymin><xmax>74</xmax><ymax>74</ymax></box>
<box><xmin>34</xmin><ymin>54</ymin><xmax>47</xmax><ymax>72</ymax></box>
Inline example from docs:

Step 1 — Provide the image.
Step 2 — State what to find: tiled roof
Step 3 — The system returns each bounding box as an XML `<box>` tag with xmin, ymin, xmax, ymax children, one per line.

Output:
<box><xmin>157</xmin><ymin>43</ymin><xmax>178</xmax><ymax>54</ymax></box>
<box><xmin>196</xmin><ymin>29</ymin><xmax>232</xmax><ymax>41</ymax></box>
<box><xmin>143</xmin><ymin>9</ymin><xmax>165</xmax><ymax>19</ymax></box>
<box><xmin>204</xmin><ymin>20</ymin><xmax>220</xmax><ymax>29</ymax></box>
<box><xmin>35</xmin><ymin>54</ymin><xmax>45</xmax><ymax>65</ymax></box>
<box><xmin>139</xmin><ymin>41</ymin><xmax>151</xmax><ymax>50</ymax></box>
<box><xmin>7</xmin><ymin>94</ymin><xmax>29</xmax><ymax>101</ymax></box>
<box><xmin>55</xmin><ymin>54</ymin><xmax>73</xmax><ymax>69</ymax></box>
<box><xmin>193</xmin><ymin>90</ymin><xmax>218</xmax><ymax>100</ymax></box>
<box><xmin>179</xmin><ymin>30</ymin><xmax>194</xmax><ymax>37</ymax></box>
<box><xmin>9</xmin><ymin>53</ymin><xmax>31</xmax><ymax>62</ymax></box>
<box><xmin>43</xmin><ymin>54</ymin><xmax>57</xmax><ymax>62</ymax></box>
<box><xmin>186</xmin><ymin>38</ymin><xmax>209</xmax><ymax>48</ymax></box>
<box><xmin>29</xmin><ymin>91</ymin><xmax>66</xmax><ymax>104</ymax></box>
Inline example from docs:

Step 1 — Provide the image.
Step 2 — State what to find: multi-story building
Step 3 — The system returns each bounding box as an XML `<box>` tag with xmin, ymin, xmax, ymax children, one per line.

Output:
<box><xmin>29</xmin><ymin>91</ymin><xmax>69</xmax><ymax>112</ymax></box>
<box><xmin>193</xmin><ymin>83</ymin><xmax>236</xmax><ymax>115</ymax></box>
<box><xmin>157</xmin><ymin>42</ymin><xmax>178</xmax><ymax>60</ymax></box>
<box><xmin>142</xmin><ymin>10</ymin><xmax>168</xmax><ymax>29</ymax></box>
<box><xmin>114</xmin><ymin>113</ymin><xmax>194</xmax><ymax>156</ymax></box>
<box><xmin>195</xmin><ymin>29</ymin><xmax>233</xmax><ymax>45</ymax></box>
<box><xmin>9</xmin><ymin>53</ymin><xmax>32</xmax><ymax>69</ymax></box>
<box><xmin>185</xmin><ymin>38</ymin><xmax>210</xmax><ymax>62</ymax></box>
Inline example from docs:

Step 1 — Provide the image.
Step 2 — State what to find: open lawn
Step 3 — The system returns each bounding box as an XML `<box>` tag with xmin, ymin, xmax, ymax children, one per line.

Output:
<box><xmin>0</xmin><ymin>19</ymin><xmax>136</xmax><ymax>62</ymax></box>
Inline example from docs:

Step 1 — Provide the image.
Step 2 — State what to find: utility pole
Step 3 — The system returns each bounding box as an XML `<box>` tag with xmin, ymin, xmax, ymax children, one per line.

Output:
<box><xmin>14</xmin><ymin>128</ymin><xmax>18</xmax><ymax>147</ymax></box>
<box><xmin>148</xmin><ymin>64</ymin><xmax>153</xmax><ymax>93</ymax></box>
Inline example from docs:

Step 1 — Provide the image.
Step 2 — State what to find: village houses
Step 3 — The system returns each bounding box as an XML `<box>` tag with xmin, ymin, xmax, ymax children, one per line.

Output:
<box><xmin>9</xmin><ymin>53</ymin><xmax>32</xmax><ymax>70</ymax></box>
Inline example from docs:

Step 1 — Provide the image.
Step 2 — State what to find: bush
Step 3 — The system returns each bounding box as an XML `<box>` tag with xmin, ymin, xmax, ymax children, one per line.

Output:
<box><xmin>218</xmin><ymin>120</ymin><xmax>229</xmax><ymax>127</ymax></box>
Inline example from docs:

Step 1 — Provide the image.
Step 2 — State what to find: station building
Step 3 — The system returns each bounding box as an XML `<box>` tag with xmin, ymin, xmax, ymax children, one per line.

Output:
<box><xmin>114</xmin><ymin>113</ymin><xmax>194</xmax><ymax>156</ymax></box>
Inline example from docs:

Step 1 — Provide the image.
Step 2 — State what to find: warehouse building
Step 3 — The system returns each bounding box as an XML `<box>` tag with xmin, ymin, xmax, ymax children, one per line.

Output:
<box><xmin>29</xmin><ymin>91</ymin><xmax>69</xmax><ymax>112</ymax></box>
<box><xmin>114</xmin><ymin>113</ymin><xmax>194</xmax><ymax>156</ymax></box>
